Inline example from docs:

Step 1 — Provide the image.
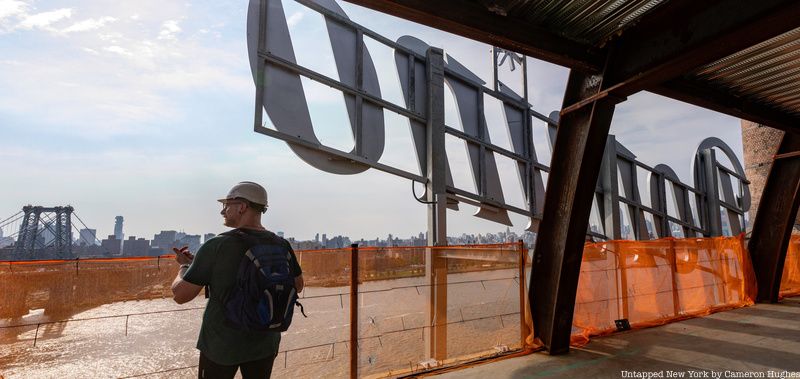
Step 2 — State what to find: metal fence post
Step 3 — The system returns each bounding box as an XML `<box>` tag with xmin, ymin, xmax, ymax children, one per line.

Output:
<box><xmin>518</xmin><ymin>239</ymin><xmax>528</xmax><ymax>348</ymax></box>
<box><xmin>668</xmin><ymin>238</ymin><xmax>680</xmax><ymax>317</ymax></box>
<box><xmin>350</xmin><ymin>243</ymin><xmax>359</xmax><ymax>379</ymax></box>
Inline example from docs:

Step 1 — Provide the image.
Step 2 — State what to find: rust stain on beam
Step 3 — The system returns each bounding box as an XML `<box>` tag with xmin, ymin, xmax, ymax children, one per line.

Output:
<box><xmin>773</xmin><ymin>151</ymin><xmax>800</xmax><ymax>161</ymax></box>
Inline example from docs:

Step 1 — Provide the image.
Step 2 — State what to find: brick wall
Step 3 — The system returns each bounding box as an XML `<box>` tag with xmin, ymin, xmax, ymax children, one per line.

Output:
<box><xmin>741</xmin><ymin>120</ymin><xmax>800</xmax><ymax>230</ymax></box>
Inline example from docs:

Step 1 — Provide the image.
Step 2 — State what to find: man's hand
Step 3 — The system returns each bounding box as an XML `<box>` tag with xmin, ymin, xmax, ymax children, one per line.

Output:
<box><xmin>171</xmin><ymin>246</ymin><xmax>201</xmax><ymax>304</ymax></box>
<box><xmin>173</xmin><ymin>246</ymin><xmax>194</xmax><ymax>265</ymax></box>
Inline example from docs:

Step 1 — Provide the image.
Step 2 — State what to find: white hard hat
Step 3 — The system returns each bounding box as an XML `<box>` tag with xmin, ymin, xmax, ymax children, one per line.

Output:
<box><xmin>218</xmin><ymin>181</ymin><xmax>268</xmax><ymax>208</ymax></box>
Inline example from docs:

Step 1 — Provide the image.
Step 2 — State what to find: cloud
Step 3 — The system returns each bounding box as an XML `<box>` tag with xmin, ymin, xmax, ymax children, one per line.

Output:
<box><xmin>62</xmin><ymin>16</ymin><xmax>117</xmax><ymax>33</ymax></box>
<box><xmin>0</xmin><ymin>1</ymin><xmax>255</xmax><ymax>141</ymax></box>
<box><xmin>18</xmin><ymin>8</ymin><xmax>71</xmax><ymax>30</ymax></box>
<box><xmin>286</xmin><ymin>11</ymin><xmax>304</xmax><ymax>28</ymax></box>
<box><xmin>157</xmin><ymin>19</ymin><xmax>181</xmax><ymax>40</ymax></box>
<box><xmin>610</xmin><ymin>92</ymin><xmax>742</xmax><ymax>184</ymax></box>
<box><xmin>104</xmin><ymin>45</ymin><xmax>132</xmax><ymax>56</ymax></box>
<box><xmin>0</xmin><ymin>0</ymin><xmax>26</xmax><ymax>21</ymax></box>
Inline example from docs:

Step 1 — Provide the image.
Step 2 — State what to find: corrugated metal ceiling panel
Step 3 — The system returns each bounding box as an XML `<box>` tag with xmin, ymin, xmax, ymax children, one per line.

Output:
<box><xmin>689</xmin><ymin>27</ymin><xmax>800</xmax><ymax>117</ymax></box>
<box><xmin>493</xmin><ymin>0</ymin><xmax>666</xmax><ymax>44</ymax></box>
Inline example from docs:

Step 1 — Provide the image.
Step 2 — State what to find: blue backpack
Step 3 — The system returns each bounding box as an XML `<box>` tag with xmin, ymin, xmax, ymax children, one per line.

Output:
<box><xmin>221</xmin><ymin>229</ymin><xmax>306</xmax><ymax>333</ymax></box>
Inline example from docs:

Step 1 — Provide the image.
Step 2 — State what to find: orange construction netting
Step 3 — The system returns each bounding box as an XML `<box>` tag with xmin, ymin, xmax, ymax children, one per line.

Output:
<box><xmin>780</xmin><ymin>235</ymin><xmax>800</xmax><ymax>298</ymax></box>
<box><xmin>573</xmin><ymin>235</ymin><xmax>756</xmax><ymax>344</ymax></box>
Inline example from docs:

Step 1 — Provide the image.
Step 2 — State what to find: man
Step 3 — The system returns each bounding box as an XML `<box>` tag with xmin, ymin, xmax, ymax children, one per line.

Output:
<box><xmin>172</xmin><ymin>181</ymin><xmax>304</xmax><ymax>379</ymax></box>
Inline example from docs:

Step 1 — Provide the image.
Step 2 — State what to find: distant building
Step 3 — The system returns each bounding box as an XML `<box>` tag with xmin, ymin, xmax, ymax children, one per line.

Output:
<box><xmin>100</xmin><ymin>235</ymin><xmax>121</xmax><ymax>255</ymax></box>
<box><xmin>720</xmin><ymin>208</ymin><xmax>733</xmax><ymax>236</ymax></box>
<box><xmin>114</xmin><ymin>216</ymin><xmax>124</xmax><ymax>240</ymax></box>
<box><xmin>203</xmin><ymin>233</ymin><xmax>216</xmax><ymax>244</ymax></box>
<box><xmin>77</xmin><ymin>228</ymin><xmax>98</xmax><ymax>246</ymax></box>
<box><xmin>123</xmin><ymin>236</ymin><xmax>150</xmax><ymax>256</ymax></box>
<box><xmin>153</xmin><ymin>230</ymin><xmax>178</xmax><ymax>249</ymax></box>
<box><xmin>40</xmin><ymin>221</ymin><xmax>56</xmax><ymax>246</ymax></box>
<box><xmin>179</xmin><ymin>234</ymin><xmax>202</xmax><ymax>253</ymax></box>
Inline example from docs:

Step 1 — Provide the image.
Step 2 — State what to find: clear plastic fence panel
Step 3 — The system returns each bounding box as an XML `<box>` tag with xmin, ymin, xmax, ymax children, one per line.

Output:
<box><xmin>443</xmin><ymin>244</ymin><xmax>526</xmax><ymax>365</ymax></box>
<box><xmin>277</xmin><ymin>248</ymin><xmax>352</xmax><ymax>379</ymax></box>
<box><xmin>355</xmin><ymin>246</ymin><xmax>428</xmax><ymax>378</ymax></box>
<box><xmin>354</xmin><ymin>244</ymin><xmax>530</xmax><ymax>378</ymax></box>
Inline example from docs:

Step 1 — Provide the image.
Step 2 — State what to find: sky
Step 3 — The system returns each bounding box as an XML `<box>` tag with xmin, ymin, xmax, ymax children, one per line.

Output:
<box><xmin>0</xmin><ymin>0</ymin><xmax>745</xmax><ymax>242</ymax></box>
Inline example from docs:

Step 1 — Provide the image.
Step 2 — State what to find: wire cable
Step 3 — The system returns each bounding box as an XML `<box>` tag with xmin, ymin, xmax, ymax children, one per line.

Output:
<box><xmin>411</xmin><ymin>180</ymin><xmax>435</xmax><ymax>204</ymax></box>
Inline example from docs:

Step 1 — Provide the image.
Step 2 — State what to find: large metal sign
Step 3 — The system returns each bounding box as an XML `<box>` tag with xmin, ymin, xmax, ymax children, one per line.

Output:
<box><xmin>246</xmin><ymin>0</ymin><xmax>751</xmax><ymax>363</ymax></box>
<box><xmin>247</xmin><ymin>0</ymin><xmax>750</xmax><ymax>243</ymax></box>
<box><xmin>591</xmin><ymin>135</ymin><xmax>751</xmax><ymax>242</ymax></box>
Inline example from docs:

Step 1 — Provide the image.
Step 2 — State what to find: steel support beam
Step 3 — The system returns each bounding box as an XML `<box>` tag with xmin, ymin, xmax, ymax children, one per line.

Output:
<box><xmin>748</xmin><ymin>131</ymin><xmax>800</xmax><ymax>303</ymax></box>
<box><xmin>342</xmin><ymin>0</ymin><xmax>603</xmax><ymax>73</ymax></box>
<box><xmin>425</xmin><ymin>47</ymin><xmax>448</xmax><ymax>360</ymax></box>
<box><xmin>529</xmin><ymin>69</ymin><xmax>619</xmax><ymax>354</ymax></box>
<box><xmin>652</xmin><ymin>79</ymin><xmax>800</xmax><ymax>133</ymax></box>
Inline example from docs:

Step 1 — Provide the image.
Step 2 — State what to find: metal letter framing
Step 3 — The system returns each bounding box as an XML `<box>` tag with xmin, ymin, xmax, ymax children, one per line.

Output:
<box><xmin>246</xmin><ymin>0</ymin><xmax>749</xmax><ymax>241</ymax></box>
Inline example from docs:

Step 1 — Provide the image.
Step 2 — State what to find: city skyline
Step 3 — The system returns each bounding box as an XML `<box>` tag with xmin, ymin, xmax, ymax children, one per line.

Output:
<box><xmin>0</xmin><ymin>0</ymin><xmax>744</xmax><ymax>242</ymax></box>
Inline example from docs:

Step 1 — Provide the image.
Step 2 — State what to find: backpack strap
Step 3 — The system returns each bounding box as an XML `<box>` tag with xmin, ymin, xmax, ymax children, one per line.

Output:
<box><xmin>220</xmin><ymin>228</ymin><xmax>261</xmax><ymax>248</ymax></box>
<box><xmin>204</xmin><ymin>229</ymin><xmax>259</xmax><ymax>299</ymax></box>
<box><xmin>296</xmin><ymin>301</ymin><xmax>307</xmax><ymax>318</ymax></box>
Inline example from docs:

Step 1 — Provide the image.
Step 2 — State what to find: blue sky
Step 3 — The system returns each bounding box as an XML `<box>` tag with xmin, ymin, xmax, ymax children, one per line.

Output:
<box><xmin>0</xmin><ymin>0</ymin><xmax>744</xmax><ymax>242</ymax></box>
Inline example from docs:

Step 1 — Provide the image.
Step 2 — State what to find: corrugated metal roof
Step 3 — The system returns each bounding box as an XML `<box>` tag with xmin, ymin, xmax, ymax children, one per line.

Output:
<box><xmin>689</xmin><ymin>27</ymin><xmax>800</xmax><ymax>117</ymax></box>
<box><xmin>491</xmin><ymin>0</ymin><xmax>666</xmax><ymax>45</ymax></box>
<box><xmin>349</xmin><ymin>0</ymin><xmax>800</xmax><ymax>126</ymax></box>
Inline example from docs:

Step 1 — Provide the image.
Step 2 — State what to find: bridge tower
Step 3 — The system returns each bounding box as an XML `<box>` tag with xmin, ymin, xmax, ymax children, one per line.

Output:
<box><xmin>14</xmin><ymin>205</ymin><xmax>74</xmax><ymax>257</ymax></box>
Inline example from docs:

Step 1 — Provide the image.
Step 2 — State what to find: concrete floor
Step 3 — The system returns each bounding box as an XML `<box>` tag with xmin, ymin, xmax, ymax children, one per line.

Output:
<box><xmin>431</xmin><ymin>297</ymin><xmax>800</xmax><ymax>379</ymax></box>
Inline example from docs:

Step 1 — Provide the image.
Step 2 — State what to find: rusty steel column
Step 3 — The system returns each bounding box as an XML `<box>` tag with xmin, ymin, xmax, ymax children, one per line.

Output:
<box><xmin>529</xmin><ymin>69</ymin><xmax>619</xmax><ymax>354</ymax></box>
<box><xmin>748</xmin><ymin>131</ymin><xmax>800</xmax><ymax>302</ymax></box>
<box><xmin>350</xmin><ymin>243</ymin><xmax>359</xmax><ymax>379</ymax></box>
<box><xmin>518</xmin><ymin>239</ymin><xmax>529</xmax><ymax>347</ymax></box>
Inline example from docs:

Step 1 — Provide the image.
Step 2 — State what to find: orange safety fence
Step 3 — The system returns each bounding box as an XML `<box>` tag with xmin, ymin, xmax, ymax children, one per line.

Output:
<box><xmin>572</xmin><ymin>235</ymin><xmax>756</xmax><ymax>345</ymax></box>
<box><xmin>780</xmin><ymin>235</ymin><xmax>800</xmax><ymax>298</ymax></box>
<box><xmin>0</xmin><ymin>243</ymin><xmax>532</xmax><ymax>378</ymax></box>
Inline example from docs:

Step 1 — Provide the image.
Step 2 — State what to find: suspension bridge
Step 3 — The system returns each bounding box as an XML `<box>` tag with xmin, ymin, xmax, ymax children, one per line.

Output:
<box><xmin>0</xmin><ymin>205</ymin><xmax>101</xmax><ymax>260</ymax></box>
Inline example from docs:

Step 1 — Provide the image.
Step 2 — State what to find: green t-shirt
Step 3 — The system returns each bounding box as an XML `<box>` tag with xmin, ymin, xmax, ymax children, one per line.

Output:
<box><xmin>183</xmin><ymin>228</ymin><xmax>302</xmax><ymax>365</ymax></box>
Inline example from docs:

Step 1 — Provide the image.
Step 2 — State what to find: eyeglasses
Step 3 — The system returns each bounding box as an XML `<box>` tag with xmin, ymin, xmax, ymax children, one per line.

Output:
<box><xmin>221</xmin><ymin>200</ymin><xmax>244</xmax><ymax>210</ymax></box>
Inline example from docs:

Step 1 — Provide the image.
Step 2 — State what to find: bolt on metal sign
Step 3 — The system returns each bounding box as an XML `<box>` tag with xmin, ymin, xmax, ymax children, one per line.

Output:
<box><xmin>247</xmin><ymin>0</ymin><xmax>750</xmax><ymax>241</ymax></box>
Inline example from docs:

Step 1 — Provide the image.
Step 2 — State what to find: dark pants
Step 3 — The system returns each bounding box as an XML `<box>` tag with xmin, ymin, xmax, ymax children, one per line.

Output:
<box><xmin>198</xmin><ymin>352</ymin><xmax>277</xmax><ymax>379</ymax></box>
